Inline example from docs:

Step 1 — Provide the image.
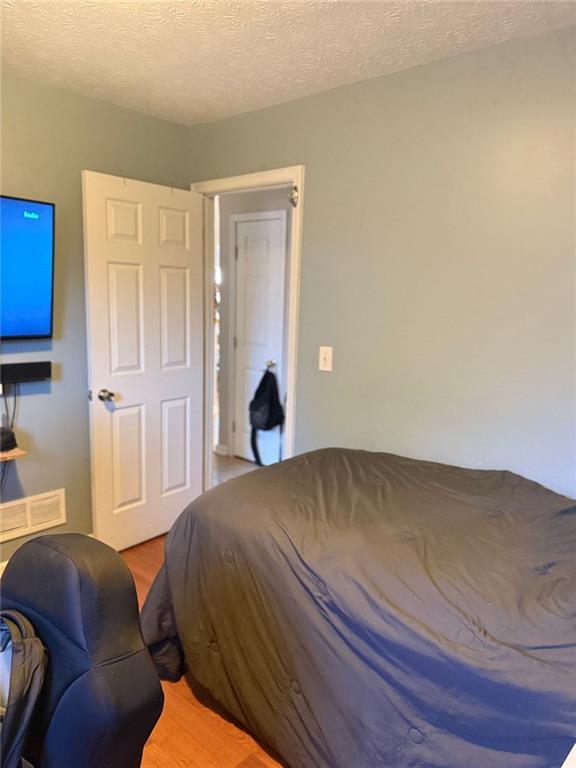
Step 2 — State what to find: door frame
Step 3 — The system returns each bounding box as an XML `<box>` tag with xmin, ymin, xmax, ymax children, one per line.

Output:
<box><xmin>193</xmin><ymin>165</ymin><xmax>305</xmax><ymax>489</ymax></box>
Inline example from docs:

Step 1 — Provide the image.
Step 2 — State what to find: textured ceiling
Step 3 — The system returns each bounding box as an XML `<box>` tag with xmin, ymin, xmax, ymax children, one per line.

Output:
<box><xmin>2</xmin><ymin>1</ymin><xmax>575</xmax><ymax>126</ymax></box>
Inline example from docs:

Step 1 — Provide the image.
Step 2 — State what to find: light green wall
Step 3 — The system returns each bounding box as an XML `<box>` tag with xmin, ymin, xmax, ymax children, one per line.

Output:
<box><xmin>0</xmin><ymin>72</ymin><xmax>191</xmax><ymax>559</ymax></box>
<box><xmin>1</xmin><ymin>26</ymin><xmax>574</xmax><ymax>563</ymax></box>
<box><xmin>189</xmin><ymin>27</ymin><xmax>576</xmax><ymax>498</ymax></box>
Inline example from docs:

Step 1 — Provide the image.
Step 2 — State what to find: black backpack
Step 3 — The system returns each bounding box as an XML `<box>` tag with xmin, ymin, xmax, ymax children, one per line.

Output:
<box><xmin>0</xmin><ymin>610</ymin><xmax>46</xmax><ymax>768</ymax></box>
<box><xmin>249</xmin><ymin>370</ymin><xmax>284</xmax><ymax>466</ymax></box>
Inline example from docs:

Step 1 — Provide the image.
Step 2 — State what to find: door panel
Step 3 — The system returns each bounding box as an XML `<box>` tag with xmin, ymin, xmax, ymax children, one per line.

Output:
<box><xmin>161</xmin><ymin>396</ymin><xmax>191</xmax><ymax>495</ymax></box>
<box><xmin>233</xmin><ymin>212</ymin><xmax>287</xmax><ymax>465</ymax></box>
<box><xmin>108</xmin><ymin>262</ymin><xmax>144</xmax><ymax>373</ymax></box>
<box><xmin>112</xmin><ymin>404</ymin><xmax>145</xmax><ymax>511</ymax></box>
<box><xmin>83</xmin><ymin>171</ymin><xmax>203</xmax><ymax>550</ymax></box>
<box><xmin>160</xmin><ymin>266</ymin><xmax>190</xmax><ymax>369</ymax></box>
<box><xmin>106</xmin><ymin>198</ymin><xmax>142</xmax><ymax>242</ymax></box>
<box><xmin>159</xmin><ymin>207</ymin><xmax>189</xmax><ymax>247</ymax></box>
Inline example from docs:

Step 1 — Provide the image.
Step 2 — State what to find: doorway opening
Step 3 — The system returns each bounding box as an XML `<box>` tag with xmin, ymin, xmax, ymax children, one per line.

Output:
<box><xmin>194</xmin><ymin>165</ymin><xmax>305</xmax><ymax>491</ymax></box>
<box><xmin>212</xmin><ymin>190</ymin><xmax>291</xmax><ymax>487</ymax></box>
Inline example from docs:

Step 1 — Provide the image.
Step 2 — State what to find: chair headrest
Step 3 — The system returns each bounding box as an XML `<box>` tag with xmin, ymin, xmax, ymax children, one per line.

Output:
<box><xmin>1</xmin><ymin>534</ymin><xmax>144</xmax><ymax>663</ymax></box>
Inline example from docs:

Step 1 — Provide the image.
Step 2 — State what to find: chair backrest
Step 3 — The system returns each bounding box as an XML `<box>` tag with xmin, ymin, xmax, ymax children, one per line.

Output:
<box><xmin>0</xmin><ymin>533</ymin><xmax>164</xmax><ymax>768</ymax></box>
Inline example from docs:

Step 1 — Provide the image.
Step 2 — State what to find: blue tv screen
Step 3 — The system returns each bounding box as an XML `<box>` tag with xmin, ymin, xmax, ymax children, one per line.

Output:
<box><xmin>1</xmin><ymin>195</ymin><xmax>55</xmax><ymax>340</ymax></box>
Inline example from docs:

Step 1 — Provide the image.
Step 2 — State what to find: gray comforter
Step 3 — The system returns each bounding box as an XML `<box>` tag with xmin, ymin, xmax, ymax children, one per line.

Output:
<box><xmin>141</xmin><ymin>448</ymin><xmax>576</xmax><ymax>768</ymax></box>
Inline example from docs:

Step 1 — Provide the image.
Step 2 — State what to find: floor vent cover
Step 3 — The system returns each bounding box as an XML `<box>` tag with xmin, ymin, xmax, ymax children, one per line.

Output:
<box><xmin>0</xmin><ymin>489</ymin><xmax>66</xmax><ymax>543</ymax></box>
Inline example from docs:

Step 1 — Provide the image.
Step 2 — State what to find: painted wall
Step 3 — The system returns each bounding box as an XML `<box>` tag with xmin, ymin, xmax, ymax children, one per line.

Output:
<box><xmin>0</xmin><ymin>72</ymin><xmax>191</xmax><ymax>559</ymax></box>
<box><xmin>216</xmin><ymin>189</ymin><xmax>292</xmax><ymax>453</ymax></box>
<box><xmin>1</xmin><ymin>26</ymin><xmax>574</xmax><ymax>565</ymax></box>
<box><xmin>189</xmin><ymin>27</ymin><xmax>576</xmax><ymax>498</ymax></box>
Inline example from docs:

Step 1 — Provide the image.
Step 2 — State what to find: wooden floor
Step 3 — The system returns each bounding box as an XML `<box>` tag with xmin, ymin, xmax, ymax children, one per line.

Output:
<box><xmin>212</xmin><ymin>453</ymin><xmax>256</xmax><ymax>486</ymax></box>
<box><xmin>121</xmin><ymin>536</ymin><xmax>282</xmax><ymax>768</ymax></box>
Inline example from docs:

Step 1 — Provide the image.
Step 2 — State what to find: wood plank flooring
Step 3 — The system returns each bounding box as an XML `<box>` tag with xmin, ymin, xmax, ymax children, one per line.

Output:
<box><xmin>121</xmin><ymin>536</ymin><xmax>282</xmax><ymax>768</ymax></box>
<box><xmin>212</xmin><ymin>453</ymin><xmax>256</xmax><ymax>486</ymax></box>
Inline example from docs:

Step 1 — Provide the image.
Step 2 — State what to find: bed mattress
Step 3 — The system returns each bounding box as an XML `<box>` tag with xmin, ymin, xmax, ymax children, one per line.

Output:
<box><xmin>141</xmin><ymin>448</ymin><xmax>576</xmax><ymax>768</ymax></box>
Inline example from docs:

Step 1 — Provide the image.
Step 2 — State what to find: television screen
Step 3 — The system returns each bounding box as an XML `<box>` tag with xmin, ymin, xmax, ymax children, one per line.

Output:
<box><xmin>0</xmin><ymin>195</ymin><xmax>55</xmax><ymax>340</ymax></box>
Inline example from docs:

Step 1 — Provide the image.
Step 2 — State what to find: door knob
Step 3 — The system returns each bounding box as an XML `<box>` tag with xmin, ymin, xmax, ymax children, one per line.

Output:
<box><xmin>98</xmin><ymin>388</ymin><xmax>116</xmax><ymax>402</ymax></box>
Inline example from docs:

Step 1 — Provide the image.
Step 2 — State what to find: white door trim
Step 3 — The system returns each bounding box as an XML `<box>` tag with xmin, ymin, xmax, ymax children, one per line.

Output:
<box><xmin>194</xmin><ymin>165</ymin><xmax>304</xmax><ymax>197</ymax></box>
<box><xmin>193</xmin><ymin>165</ymin><xmax>305</xmax><ymax>489</ymax></box>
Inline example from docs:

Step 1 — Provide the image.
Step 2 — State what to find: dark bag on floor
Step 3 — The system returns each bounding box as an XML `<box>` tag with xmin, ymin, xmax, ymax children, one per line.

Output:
<box><xmin>249</xmin><ymin>370</ymin><xmax>284</xmax><ymax>466</ymax></box>
<box><xmin>0</xmin><ymin>610</ymin><xmax>47</xmax><ymax>768</ymax></box>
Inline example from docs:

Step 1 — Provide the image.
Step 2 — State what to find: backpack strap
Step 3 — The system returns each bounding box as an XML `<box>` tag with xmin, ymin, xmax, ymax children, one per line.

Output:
<box><xmin>278</xmin><ymin>420</ymin><xmax>283</xmax><ymax>463</ymax></box>
<box><xmin>250</xmin><ymin>427</ymin><xmax>263</xmax><ymax>466</ymax></box>
<box><xmin>0</xmin><ymin>610</ymin><xmax>46</xmax><ymax>768</ymax></box>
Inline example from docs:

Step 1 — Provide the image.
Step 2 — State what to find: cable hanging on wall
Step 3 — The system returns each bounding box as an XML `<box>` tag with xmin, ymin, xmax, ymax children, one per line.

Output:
<box><xmin>1</xmin><ymin>383</ymin><xmax>21</xmax><ymax>495</ymax></box>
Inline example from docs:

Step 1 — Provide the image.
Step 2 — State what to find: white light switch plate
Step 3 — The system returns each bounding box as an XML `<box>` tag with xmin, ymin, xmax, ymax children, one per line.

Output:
<box><xmin>318</xmin><ymin>346</ymin><xmax>333</xmax><ymax>372</ymax></box>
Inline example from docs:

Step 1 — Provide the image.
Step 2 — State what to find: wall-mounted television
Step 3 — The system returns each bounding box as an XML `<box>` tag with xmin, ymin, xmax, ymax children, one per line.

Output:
<box><xmin>0</xmin><ymin>195</ymin><xmax>55</xmax><ymax>340</ymax></box>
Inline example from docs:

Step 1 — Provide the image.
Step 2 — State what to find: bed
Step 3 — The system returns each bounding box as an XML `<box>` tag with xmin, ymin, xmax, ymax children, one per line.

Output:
<box><xmin>141</xmin><ymin>448</ymin><xmax>576</xmax><ymax>768</ymax></box>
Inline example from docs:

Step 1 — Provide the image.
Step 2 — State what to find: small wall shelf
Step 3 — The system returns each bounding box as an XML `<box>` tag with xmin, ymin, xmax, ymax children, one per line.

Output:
<box><xmin>0</xmin><ymin>448</ymin><xmax>27</xmax><ymax>462</ymax></box>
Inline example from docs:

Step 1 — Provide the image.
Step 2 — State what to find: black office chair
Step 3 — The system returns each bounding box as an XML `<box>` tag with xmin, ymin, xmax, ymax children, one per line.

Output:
<box><xmin>0</xmin><ymin>533</ymin><xmax>164</xmax><ymax>768</ymax></box>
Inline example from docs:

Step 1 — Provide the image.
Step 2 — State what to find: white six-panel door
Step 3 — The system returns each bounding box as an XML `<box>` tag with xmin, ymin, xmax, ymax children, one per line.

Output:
<box><xmin>233</xmin><ymin>211</ymin><xmax>287</xmax><ymax>465</ymax></box>
<box><xmin>83</xmin><ymin>171</ymin><xmax>203</xmax><ymax>551</ymax></box>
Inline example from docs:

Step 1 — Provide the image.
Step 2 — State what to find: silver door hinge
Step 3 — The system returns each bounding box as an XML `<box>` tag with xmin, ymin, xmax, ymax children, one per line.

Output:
<box><xmin>234</xmin><ymin>244</ymin><xmax>239</xmax><ymax>260</ymax></box>
<box><xmin>233</xmin><ymin>336</ymin><xmax>238</xmax><ymax>349</ymax></box>
<box><xmin>232</xmin><ymin>420</ymin><xmax>236</xmax><ymax>433</ymax></box>
<box><xmin>289</xmin><ymin>186</ymin><xmax>299</xmax><ymax>208</ymax></box>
